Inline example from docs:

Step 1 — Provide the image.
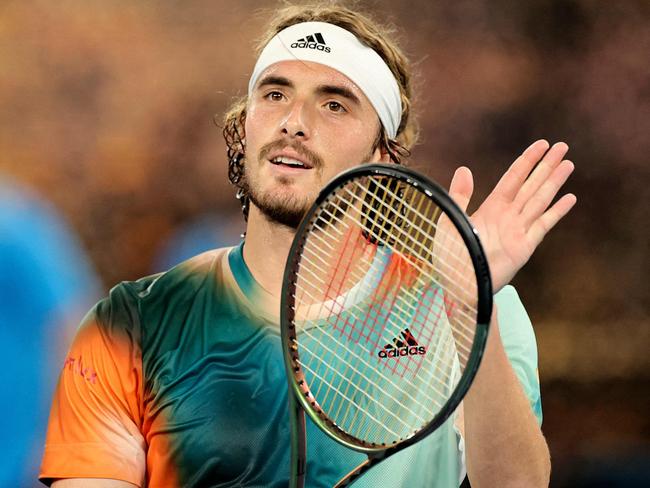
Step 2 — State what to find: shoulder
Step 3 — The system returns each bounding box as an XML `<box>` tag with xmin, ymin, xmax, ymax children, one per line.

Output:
<box><xmin>92</xmin><ymin>247</ymin><xmax>233</xmax><ymax>335</ymax></box>
<box><xmin>111</xmin><ymin>247</ymin><xmax>231</xmax><ymax>303</ymax></box>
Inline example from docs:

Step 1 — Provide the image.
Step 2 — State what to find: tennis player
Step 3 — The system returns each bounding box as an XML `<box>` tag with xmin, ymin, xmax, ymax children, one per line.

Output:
<box><xmin>40</xmin><ymin>4</ymin><xmax>575</xmax><ymax>487</ymax></box>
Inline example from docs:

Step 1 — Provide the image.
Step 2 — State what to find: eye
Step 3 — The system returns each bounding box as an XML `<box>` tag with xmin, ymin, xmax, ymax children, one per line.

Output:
<box><xmin>265</xmin><ymin>91</ymin><xmax>285</xmax><ymax>102</ymax></box>
<box><xmin>326</xmin><ymin>101</ymin><xmax>346</xmax><ymax>113</ymax></box>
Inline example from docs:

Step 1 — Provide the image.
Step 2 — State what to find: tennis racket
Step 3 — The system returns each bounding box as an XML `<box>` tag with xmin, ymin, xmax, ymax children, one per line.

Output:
<box><xmin>281</xmin><ymin>163</ymin><xmax>493</xmax><ymax>487</ymax></box>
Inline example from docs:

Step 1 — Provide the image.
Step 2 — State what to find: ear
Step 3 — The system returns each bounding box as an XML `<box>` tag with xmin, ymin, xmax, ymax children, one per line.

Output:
<box><xmin>369</xmin><ymin>142</ymin><xmax>392</xmax><ymax>164</ymax></box>
<box><xmin>378</xmin><ymin>145</ymin><xmax>392</xmax><ymax>163</ymax></box>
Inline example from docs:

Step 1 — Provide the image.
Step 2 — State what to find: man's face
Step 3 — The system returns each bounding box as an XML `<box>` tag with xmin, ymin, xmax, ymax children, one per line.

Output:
<box><xmin>243</xmin><ymin>60</ymin><xmax>385</xmax><ymax>228</ymax></box>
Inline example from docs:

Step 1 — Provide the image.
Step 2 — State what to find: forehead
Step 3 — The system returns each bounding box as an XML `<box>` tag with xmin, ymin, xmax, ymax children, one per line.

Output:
<box><xmin>254</xmin><ymin>60</ymin><xmax>373</xmax><ymax>105</ymax></box>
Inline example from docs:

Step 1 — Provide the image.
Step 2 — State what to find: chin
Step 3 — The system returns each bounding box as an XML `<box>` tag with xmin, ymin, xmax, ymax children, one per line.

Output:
<box><xmin>249</xmin><ymin>188</ymin><xmax>313</xmax><ymax>229</ymax></box>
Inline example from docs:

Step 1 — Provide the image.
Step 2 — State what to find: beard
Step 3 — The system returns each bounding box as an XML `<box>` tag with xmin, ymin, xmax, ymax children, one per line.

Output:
<box><xmin>243</xmin><ymin>173</ymin><xmax>314</xmax><ymax>229</ymax></box>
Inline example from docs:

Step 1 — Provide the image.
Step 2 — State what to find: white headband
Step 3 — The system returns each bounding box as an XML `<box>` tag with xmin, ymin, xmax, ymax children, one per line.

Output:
<box><xmin>248</xmin><ymin>21</ymin><xmax>402</xmax><ymax>139</ymax></box>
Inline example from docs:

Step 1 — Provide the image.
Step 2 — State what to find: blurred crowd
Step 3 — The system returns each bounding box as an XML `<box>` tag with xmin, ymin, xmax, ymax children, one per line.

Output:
<box><xmin>0</xmin><ymin>0</ymin><xmax>647</xmax><ymax>486</ymax></box>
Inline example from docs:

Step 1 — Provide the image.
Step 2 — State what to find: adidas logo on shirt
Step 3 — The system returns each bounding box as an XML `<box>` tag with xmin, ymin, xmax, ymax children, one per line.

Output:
<box><xmin>378</xmin><ymin>328</ymin><xmax>427</xmax><ymax>358</ymax></box>
<box><xmin>290</xmin><ymin>32</ymin><xmax>331</xmax><ymax>53</ymax></box>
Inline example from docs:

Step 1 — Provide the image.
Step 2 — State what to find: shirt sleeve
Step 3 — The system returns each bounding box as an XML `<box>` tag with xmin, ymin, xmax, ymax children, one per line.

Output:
<box><xmin>453</xmin><ymin>285</ymin><xmax>543</xmax><ymax>484</ymax></box>
<box><xmin>495</xmin><ymin>285</ymin><xmax>543</xmax><ymax>425</ymax></box>
<box><xmin>39</xmin><ymin>291</ymin><xmax>146</xmax><ymax>487</ymax></box>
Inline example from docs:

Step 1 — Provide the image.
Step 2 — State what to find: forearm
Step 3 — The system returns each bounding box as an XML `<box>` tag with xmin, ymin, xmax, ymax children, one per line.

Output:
<box><xmin>463</xmin><ymin>309</ymin><xmax>550</xmax><ymax>487</ymax></box>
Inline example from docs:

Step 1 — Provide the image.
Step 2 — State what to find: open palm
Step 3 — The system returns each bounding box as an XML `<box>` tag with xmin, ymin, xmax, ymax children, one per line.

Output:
<box><xmin>448</xmin><ymin>140</ymin><xmax>577</xmax><ymax>292</ymax></box>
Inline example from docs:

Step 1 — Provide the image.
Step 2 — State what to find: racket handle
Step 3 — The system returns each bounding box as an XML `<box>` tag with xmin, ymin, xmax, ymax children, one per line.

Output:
<box><xmin>289</xmin><ymin>393</ymin><xmax>307</xmax><ymax>488</ymax></box>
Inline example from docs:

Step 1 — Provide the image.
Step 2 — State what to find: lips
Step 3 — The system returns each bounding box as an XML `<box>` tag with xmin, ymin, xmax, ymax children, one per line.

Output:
<box><xmin>267</xmin><ymin>150</ymin><xmax>314</xmax><ymax>170</ymax></box>
<box><xmin>270</xmin><ymin>156</ymin><xmax>311</xmax><ymax>169</ymax></box>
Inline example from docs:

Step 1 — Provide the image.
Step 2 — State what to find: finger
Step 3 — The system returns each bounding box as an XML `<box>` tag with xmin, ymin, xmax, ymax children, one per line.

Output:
<box><xmin>521</xmin><ymin>160</ymin><xmax>575</xmax><ymax>227</ymax></box>
<box><xmin>527</xmin><ymin>193</ymin><xmax>577</xmax><ymax>248</ymax></box>
<box><xmin>492</xmin><ymin>139</ymin><xmax>550</xmax><ymax>200</ymax></box>
<box><xmin>513</xmin><ymin>141</ymin><xmax>569</xmax><ymax>210</ymax></box>
<box><xmin>448</xmin><ymin>166</ymin><xmax>474</xmax><ymax>212</ymax></box>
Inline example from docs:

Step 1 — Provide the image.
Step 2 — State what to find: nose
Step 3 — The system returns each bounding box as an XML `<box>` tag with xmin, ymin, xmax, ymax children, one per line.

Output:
<box><xmin>280</xmin><ymin>101</ymin><xmax>310</xmax><ymax>139</ymax></box>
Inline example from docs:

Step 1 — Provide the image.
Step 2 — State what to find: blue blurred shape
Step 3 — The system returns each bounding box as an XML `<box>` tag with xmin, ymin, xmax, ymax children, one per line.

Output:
<box><xmin>0</xmin><ymin>178</ymin><xmax>101</xmax><ymax>486</ymax></box>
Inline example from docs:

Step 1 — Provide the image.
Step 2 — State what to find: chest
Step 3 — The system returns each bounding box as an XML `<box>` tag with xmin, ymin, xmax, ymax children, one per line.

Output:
<box><xmin>142</xmin><ymin>310</ymin><xmax>291</xmax><ymax>486</ymax></box>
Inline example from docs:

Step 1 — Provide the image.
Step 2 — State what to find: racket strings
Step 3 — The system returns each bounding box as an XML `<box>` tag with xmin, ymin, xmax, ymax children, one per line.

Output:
<box><xmin>339</xmin><ymin>183</ymin><xmax>477</xmax><ymax>313</ymax></box>
<box><xmin>295</xmin><ymin>305</ymin><xmax>457</xmax><ymax>443</ymax></box>
<box><xmin>352</xmin><ymin>180</ymin><xmax>462</xmax><ymax>268</ymax></box>
<box><xmin>298</xmin><ymin>358</ymin><xmax>404</xmax><ymax>438</ymax></box>
<box><xmin>295</xmin><ymin>253</ymin><xmax>460</xmax><ymax>439</ymax></box>
<box><xmin>291</xmin><ymin>175</ymin><xmax>481</xmax><ymax>445</ymax></box>
<box><xmin>310</xmin><ymin>201</ymin><xmax>471</xmax><ymax>320</ymax></box>
<box><xmin>299</xmin><ymin>179</ymin><xmax>476</xmax><ymax>367</ymax></box>
<box><xmin>293</xmin><ymin>305</ymin><xmax>459</xmax><ymax>427</ymax></box>
<box><xmin>295</xmin><ymin>285</ymin><xmax>460</xmax><ymax>413</ymax></box>
<box><xmin>294</xmin><ymin>266</ymin><xmax>468</xmax><ymax>435</ymax></box>
<box><xmin>294</xmin><ymin>248</ymin><xmax>467</xmax><ymax>399</ymax></box>
<box><xmin>296</xmin><ymin>249</ymin><xmax>474</xmax><ymax>362</ymax></box>
<box><xmin>305</xmin><ymin>202</ymin><xmax>479</xmax><ymax>349</ymax></box>
<box><xmin>303</xmin><ymin>229</ymin><xmax>474</xmax><ymax>352</ymax></box>
<box><xmin>346</xmin><ymin>181</ymin><xmax>477</xmax><ymax>300</ymax></box>
<box><xmin>298</xmin><ymin>334</ymin><xmax>450</xmax><ymax>438</ymax></box>
<box><xmin>327</xmin><ymin>183</ymin><xmax>480</xmax><ymax>351</ymax></box>
<box><xmin>351</xmin><ymin>184</ymin><xmax>472</xmax><ymax>299</ymax></box>
<box><xmin>296</xmin><ymin>182</ymin><xmax>478</xmax><ymax>377</ymax></box>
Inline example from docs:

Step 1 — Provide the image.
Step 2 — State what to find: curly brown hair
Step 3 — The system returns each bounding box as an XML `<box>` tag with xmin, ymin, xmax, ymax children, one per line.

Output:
<box><xmin>223</xmin><ymin>2</ymin><xmax>418</xmax><ymax>219</ymax></box>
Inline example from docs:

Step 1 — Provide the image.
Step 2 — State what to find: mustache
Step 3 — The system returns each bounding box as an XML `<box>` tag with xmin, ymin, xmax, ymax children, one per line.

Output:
<box><xmin>258</xmin><ymin>140</ymin><xmax>324</xmax><ymax>169</ymax></box>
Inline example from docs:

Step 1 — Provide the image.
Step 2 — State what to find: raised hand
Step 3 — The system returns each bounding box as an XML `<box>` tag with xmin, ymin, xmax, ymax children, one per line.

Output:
<box><xmin>448</xmin><ymin>140</ymin><xmax>577</xmax><ymax>293</ymax></box>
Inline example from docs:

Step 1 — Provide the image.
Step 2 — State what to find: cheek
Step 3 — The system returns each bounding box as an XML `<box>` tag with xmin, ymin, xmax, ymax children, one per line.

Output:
<box><xmin>244</xmin><ymin>104</ymin><xmax>271</xmax><ymax>153</ymax></box>
<box><xmin>350</xmin><ymin>125</ymin><xmax>377</xmax><ymax>148</ymax></box>
<box><xmin>326</xmin><ymin>123</ymin><xmax>379</xmax><ymax>164</ymax></box>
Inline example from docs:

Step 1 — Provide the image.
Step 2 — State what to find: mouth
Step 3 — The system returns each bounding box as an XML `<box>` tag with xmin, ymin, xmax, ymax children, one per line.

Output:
<box><xmin>269</xmin><ymin>156</ymin><xmax>313</xmax><ymax>170</ymax></box>
<box><xmin>268</xmin><ymin>153</ymin><xmax>314</xmax><ymax>170</ymax></box>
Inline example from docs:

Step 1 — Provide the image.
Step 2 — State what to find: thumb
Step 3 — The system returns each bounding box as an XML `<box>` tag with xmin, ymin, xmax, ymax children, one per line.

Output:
<box><xmin>449</xmin><ymin>166</ymin><xmax>474</xmax><ymax>212</ymax></box>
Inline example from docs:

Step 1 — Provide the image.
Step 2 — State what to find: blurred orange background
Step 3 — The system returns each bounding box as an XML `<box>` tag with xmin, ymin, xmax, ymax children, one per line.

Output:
<box><xmin>1</xmin><ymin>1</ymin><xmax>648</xmax><ymax>486</ymax></box>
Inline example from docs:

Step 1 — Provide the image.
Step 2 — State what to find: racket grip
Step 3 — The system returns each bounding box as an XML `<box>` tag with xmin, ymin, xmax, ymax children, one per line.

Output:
<box><xmin>289</xmin><ymin>393</ymin><xmax>307</xmax><ymax>488</ymax></box>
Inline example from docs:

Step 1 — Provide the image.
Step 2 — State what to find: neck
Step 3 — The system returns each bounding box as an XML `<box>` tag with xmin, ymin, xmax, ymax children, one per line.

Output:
<box><xmin>242</xmin><ymin>205</ymin><xmax>297</xmax><ymax>297</ymax></box>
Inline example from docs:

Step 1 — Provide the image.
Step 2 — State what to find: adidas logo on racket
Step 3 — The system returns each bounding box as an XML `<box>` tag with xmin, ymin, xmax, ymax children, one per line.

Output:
<box><xmin>378</xmin><ymin>328</ymin><xmax>427</xmax><ymax>358</ymax></box>
<box><xmin>290</xmin><ymin>32</ymin><xmax>331</xmax><ymax>52</ymax></box>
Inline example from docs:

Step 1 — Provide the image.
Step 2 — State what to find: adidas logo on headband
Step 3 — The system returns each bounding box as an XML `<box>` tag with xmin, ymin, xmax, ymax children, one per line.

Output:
<box><xmin>290</xmin><ymin>32</ymin><xmax>331</xmax><ymax>53</ymax></box>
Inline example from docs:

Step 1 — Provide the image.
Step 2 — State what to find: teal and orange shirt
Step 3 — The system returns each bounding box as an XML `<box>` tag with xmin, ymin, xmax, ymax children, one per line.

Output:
<box><xmin>40</xmin><ymin>243</ymin><xmax>542</xmax><ymax>487</ymax></box>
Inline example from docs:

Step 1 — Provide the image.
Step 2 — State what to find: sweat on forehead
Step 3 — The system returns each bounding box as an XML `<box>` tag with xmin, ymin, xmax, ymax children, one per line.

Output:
<box><xmin>248</xmin><ymin>21</ymin><xmax>402</xmax><ymax>139</ymax></box>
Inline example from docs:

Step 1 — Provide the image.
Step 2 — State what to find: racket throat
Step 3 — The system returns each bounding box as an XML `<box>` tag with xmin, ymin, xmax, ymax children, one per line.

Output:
<box><xmin>335</xmin><ymin>453</ymin><xmax>386</xmax><ymax>488</ymax></box>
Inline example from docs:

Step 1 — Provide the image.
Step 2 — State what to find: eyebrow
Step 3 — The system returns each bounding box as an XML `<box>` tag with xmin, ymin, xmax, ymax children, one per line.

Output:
<box><xmin>257</xmin><ymin>75</ymin><xmax>293</xmax><ymax>89</ymax></box>
<box><xmin>315</xmin><ymin>84</ymin><xmax>361</xmax><ymax>106</ymax></box>
<box><xmin>256</xmin><ymin>75</ymin><xmax>361</xmax><ymax>106</ymax></box>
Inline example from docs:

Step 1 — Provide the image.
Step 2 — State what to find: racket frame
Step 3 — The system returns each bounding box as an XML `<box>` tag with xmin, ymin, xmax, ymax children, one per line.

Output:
<box><xmin>281</xmin><ymin>163</ymin><xmax>492</xmax><ymax>486</ymax></box>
